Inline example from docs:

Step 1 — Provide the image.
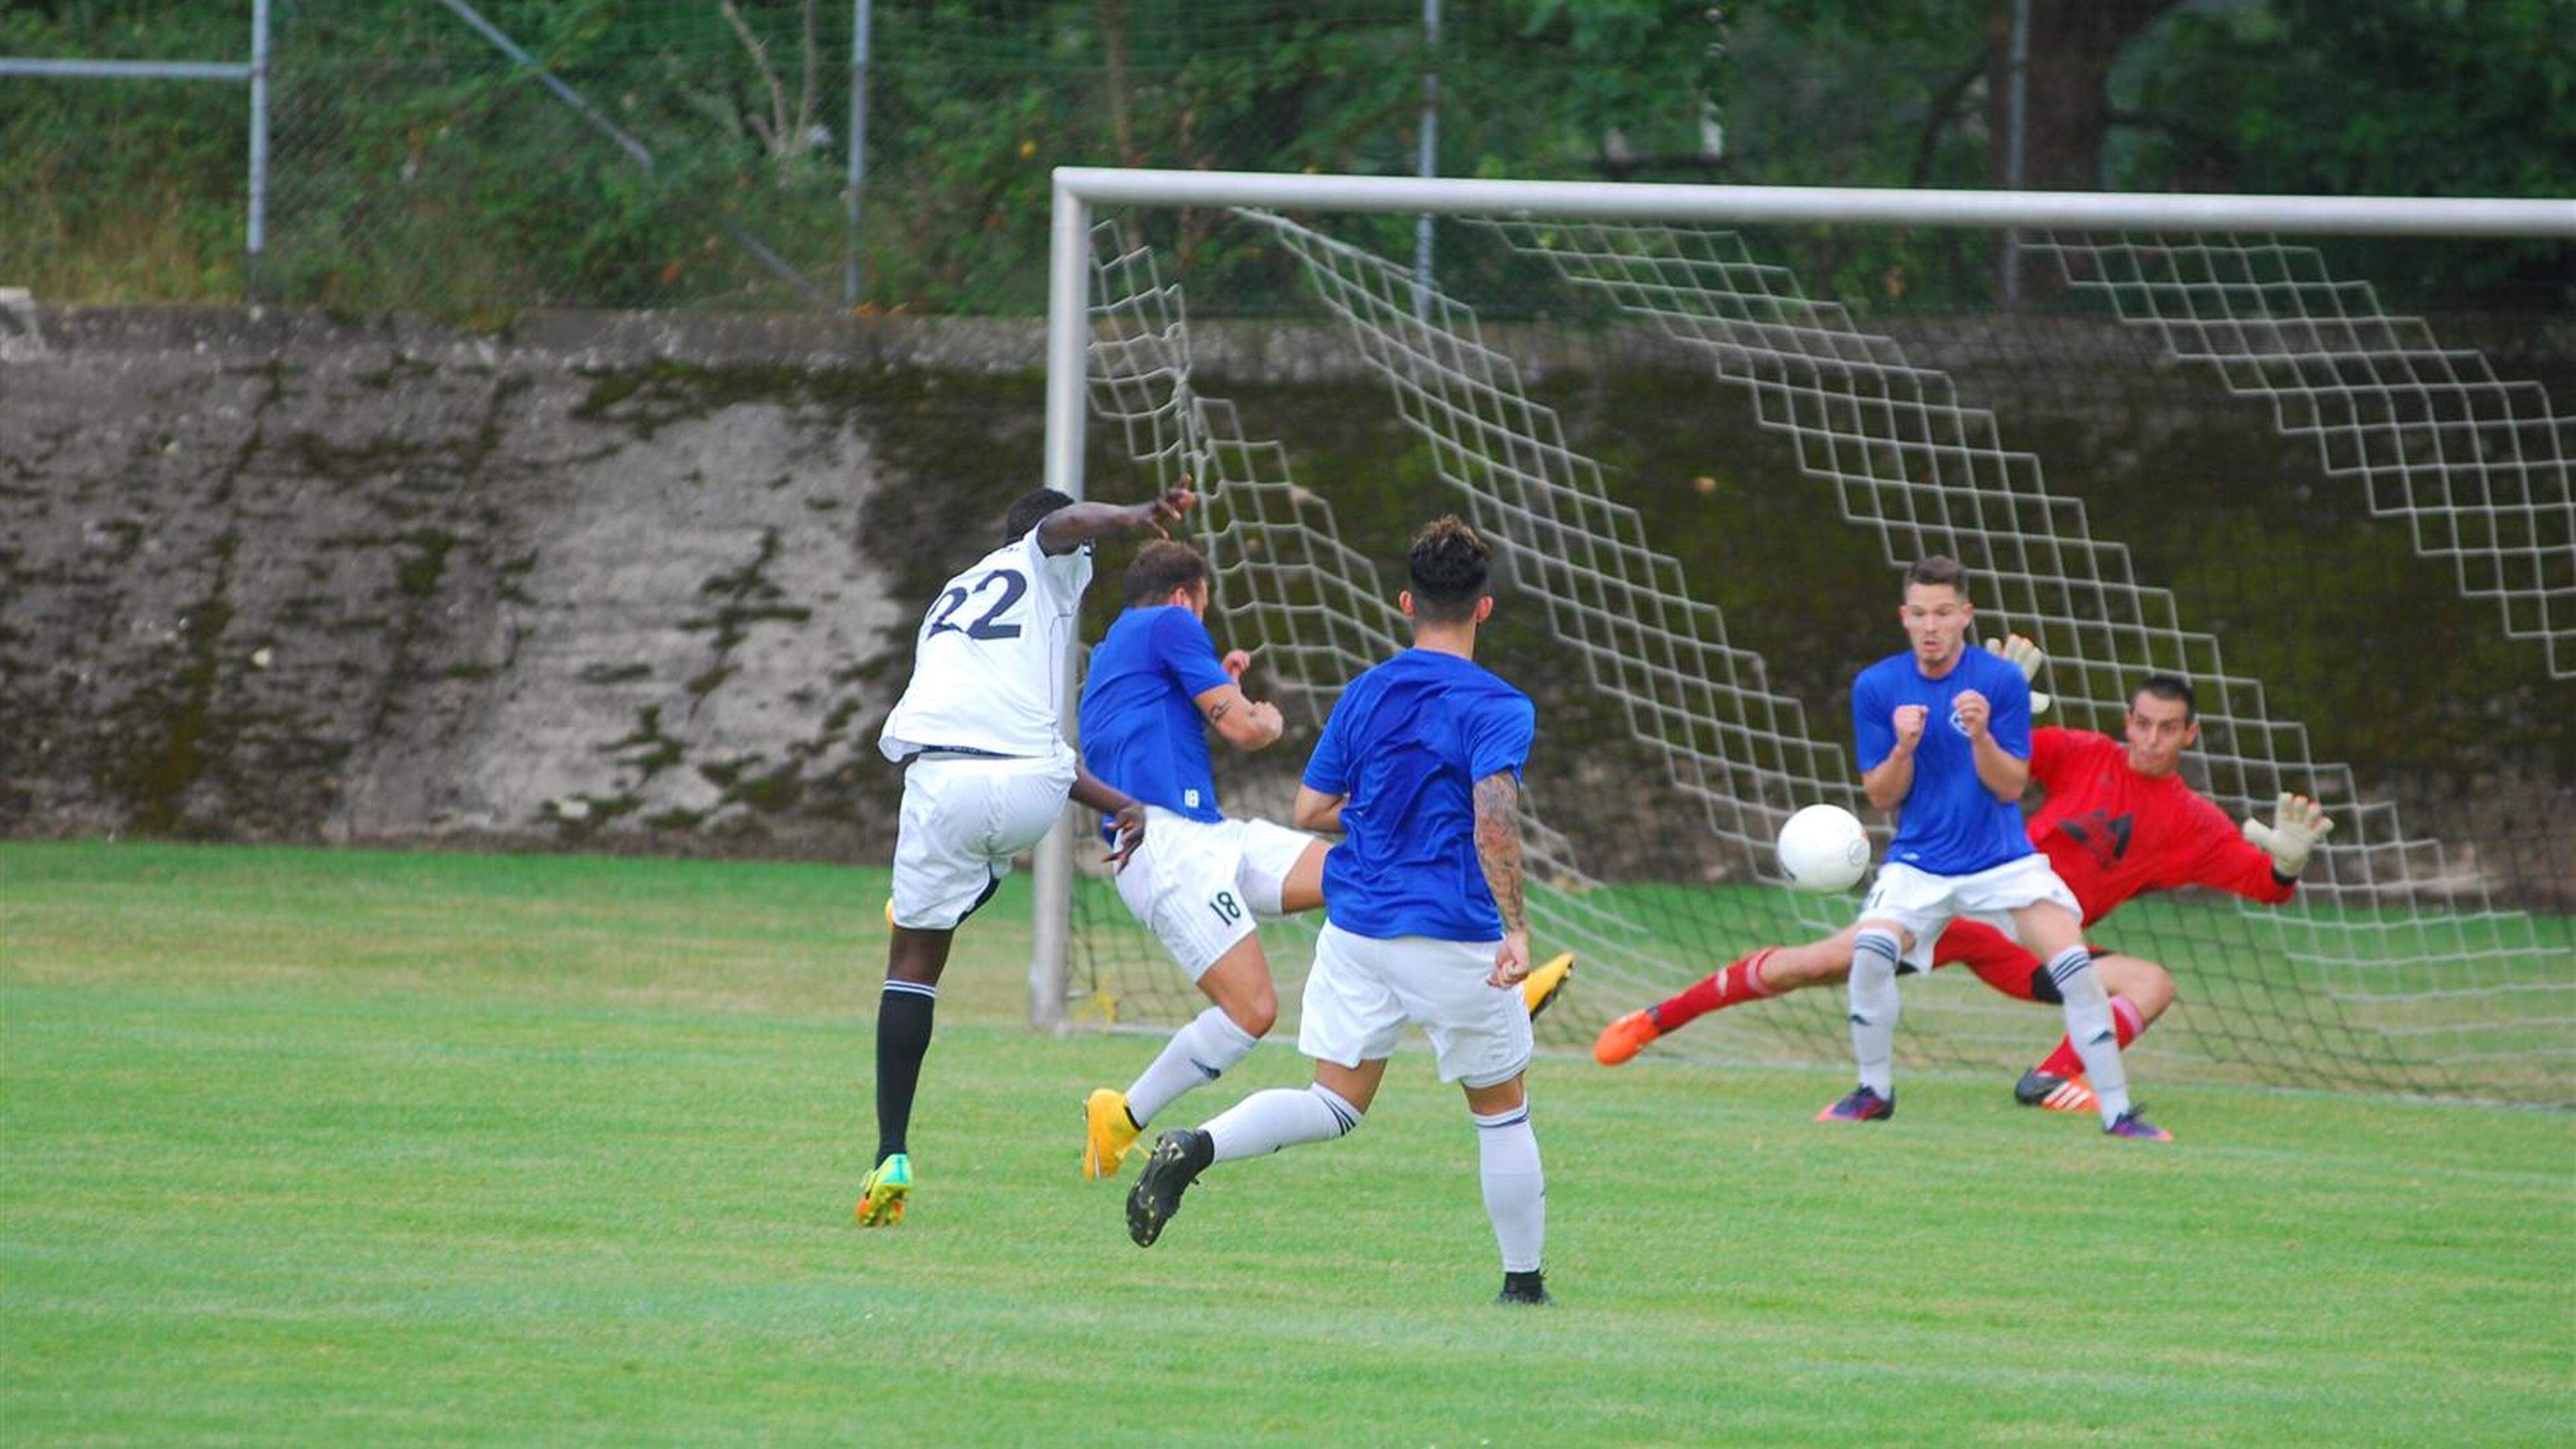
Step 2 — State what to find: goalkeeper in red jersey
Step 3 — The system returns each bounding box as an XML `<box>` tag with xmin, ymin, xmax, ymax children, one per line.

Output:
<box><xmin>1593</xmin><ymin>669</ymin><xmax>2337</xmax><ymax>1115</ymax></box>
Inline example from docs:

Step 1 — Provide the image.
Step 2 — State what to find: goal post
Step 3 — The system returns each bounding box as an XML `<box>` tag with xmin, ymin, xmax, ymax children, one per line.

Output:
<box><xmin>1030</xmin><ymin>166</ymin><xmax>2576</xmax><ymax>1104</ymax></box>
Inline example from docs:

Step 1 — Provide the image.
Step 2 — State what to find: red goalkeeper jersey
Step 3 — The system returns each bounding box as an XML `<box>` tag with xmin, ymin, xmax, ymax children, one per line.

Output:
<box><xmin>2026</xmin><ymin>727</ymin><xmax>2294</xmax><ymax>925</ymax></box>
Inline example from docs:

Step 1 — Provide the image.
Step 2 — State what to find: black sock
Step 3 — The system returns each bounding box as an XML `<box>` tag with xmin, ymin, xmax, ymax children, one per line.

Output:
<box><xmin>873</xmin><ymin>982</ymin><xmax>937</xmax><ymax>1164</ymax></box>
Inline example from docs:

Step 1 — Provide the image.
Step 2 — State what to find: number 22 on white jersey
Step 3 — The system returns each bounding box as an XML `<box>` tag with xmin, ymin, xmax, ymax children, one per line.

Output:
<box><xmin>877</xmin><ymin>531</ymin><xmax>1091</xmax><ymax>763</ymax></box>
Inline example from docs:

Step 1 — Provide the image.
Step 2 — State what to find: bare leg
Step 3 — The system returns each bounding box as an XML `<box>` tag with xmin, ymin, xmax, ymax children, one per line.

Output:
<box><xmin>1752</xmin><ymin>924</ymin><xmax>1864</xmax><ymax>991</ymax></box>
<box><xmin>1116</xmin><ymin>934</ymin><xmax>1278</xmax><ymax>1133</ymax></box>
<box><xmin>2095</xmin><ymin>953</ymin><xmax>2176</xmax><ymax>1024</ymax></box>
<box><xmin>1314</xmin><ymin>1057</ymin><xmax>1391</xmax><ymax>1114</ymax></box>
<box><xmin>1197</xmin><ymin>936</ymin><xmax>1280</xmax><ymax>1037</ymax></box>
<box><xmin>887</xmin><ymin>922</ymin><xmax>956</xmax><ymax>987</ymax></box>
<box><xmin>1275</xmin><ymin>838</ymin><xmax>1329</xmax><ymax>916</ymax></box>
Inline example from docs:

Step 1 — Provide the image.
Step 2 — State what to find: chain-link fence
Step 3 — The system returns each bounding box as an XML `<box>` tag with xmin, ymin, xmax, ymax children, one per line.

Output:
<box><xmin>9</xmin><ymin>3</ymin><xmax>2568</xmax><ymax>320</ymax></box>
<box><xmin>7</xmin><ymin>1</ymin><xmax>1701</xmax><ymax>318</ymax></box>
<box><xmin>260</xmin><ymin>0</ymin><xmax>849</xmax><ymax>317</ymax></box>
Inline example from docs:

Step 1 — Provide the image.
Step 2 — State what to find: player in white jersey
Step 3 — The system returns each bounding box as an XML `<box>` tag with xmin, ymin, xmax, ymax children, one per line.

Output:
<box><xmin>856</xmin><ymin>482</ymin><xmax>1194</xmax><ymax>1228</ymax></box>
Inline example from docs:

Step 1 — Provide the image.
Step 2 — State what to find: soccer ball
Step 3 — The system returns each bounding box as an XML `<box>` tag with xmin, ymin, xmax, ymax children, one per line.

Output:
<box><xmin>1776</xmin><ymin>804</ymin><xmax>1871</xmax><ymax>893</ymax></box>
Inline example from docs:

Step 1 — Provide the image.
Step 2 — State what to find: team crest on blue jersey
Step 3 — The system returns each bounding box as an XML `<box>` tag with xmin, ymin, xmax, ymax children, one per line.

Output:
<box><xmin>1948</xmin><ymin>704</ymin><xmax>1972</xmax><ymax>737</ymax></box>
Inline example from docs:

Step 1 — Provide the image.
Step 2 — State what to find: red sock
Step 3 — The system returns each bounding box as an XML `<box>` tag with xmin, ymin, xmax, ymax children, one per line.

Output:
<box><xmin>2037</xmin><ymin>996</ymin><xmax>2145</xmax><ymax>1078</ymax></box>
<box><xmin>1652</xmin><ymin>950</ymin><xmax>1778</xmax><ymax>1031</ymax></box>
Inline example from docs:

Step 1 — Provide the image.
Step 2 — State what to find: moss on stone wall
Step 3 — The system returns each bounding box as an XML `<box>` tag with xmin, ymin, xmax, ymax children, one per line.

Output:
<box><xmin>8</xmin><ymin>313</ymin><xmax>2566</xmax><ymax>900</ymax></box>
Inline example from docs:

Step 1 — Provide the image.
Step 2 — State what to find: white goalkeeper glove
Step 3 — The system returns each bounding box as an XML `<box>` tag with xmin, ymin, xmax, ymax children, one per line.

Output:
<box><xmin>2243</xmin><ymin>792</ymin><xmax>2334</xmax><ymax>877</ymax></box>
<box><xmin>1982</xmin><ymin>633</ymin><xmax>2051</xmax><ymax>715</ymax></box>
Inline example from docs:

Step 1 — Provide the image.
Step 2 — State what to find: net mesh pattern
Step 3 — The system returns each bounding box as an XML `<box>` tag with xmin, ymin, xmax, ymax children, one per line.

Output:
<box><xmin>2029</xmin><ymin>236</ymin><xmax>2575</xmax><ymax>679</ymax></box>
<box><xmin>1065</xmin><ymin>211</ymin><xmax>2571</xmax><ymax>1106</ymax></box>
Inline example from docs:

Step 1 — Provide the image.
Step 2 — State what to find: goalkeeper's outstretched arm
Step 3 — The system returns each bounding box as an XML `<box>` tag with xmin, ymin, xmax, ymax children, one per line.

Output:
<box><xmin>2242</xmin><ymin>792</ymin><xmax>2336</xmax><ymax>885</ymax></box>
<box><xmin>2190</xmin><ymin>792</ymin><xmax>2334</xmax><ymax>904</ymax></box>
<box><xmin>1983</xmin><ymin>633</ymin><xmax>2052</xmax><ymax>714</ymax></box>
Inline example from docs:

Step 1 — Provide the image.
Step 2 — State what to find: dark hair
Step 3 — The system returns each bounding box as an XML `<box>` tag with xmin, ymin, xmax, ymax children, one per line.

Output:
<box><xmin>1407</xmin><ymin>515</ymin><xmax>1492</xmax><ymax>625</ymax></box>
<box><xmin>2134</xmin><ymin>674</ymin><xmax>2198</xmax><ymax>722</ymax></box>
<box><xmin>1904</xmin><ymin>555</ymin><xmax>1971</xmax><ymax>602</ymax></box>
<box><xmin>1003</xmin><ymin>487</ymin><xmax>1074</xmax><ymax>545</ymax></box>
<box><xmin>1123</xmin><ymin>539</ymin><xmax>1210</xmax><ymax>607</ymax></box>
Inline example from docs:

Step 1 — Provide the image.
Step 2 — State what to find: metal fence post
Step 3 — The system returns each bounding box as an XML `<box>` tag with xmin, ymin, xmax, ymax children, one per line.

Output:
<box><xmin>430</xmin><ymin>0</ymin><xmax>829</xmax><ymax>307</ymax></box>
<box><xmin>247</xmin><ymin>0</ymin><xmax>270</xmax><ymax>300</ymax></box>
<box><xmin>1411</xmin><ymin>0</ymin><xmax>1438</xmax><ymax>319</ymax></box>
<box><xmin>845</xmin><ymin>0</ymin><xmax>871</xmax><ymax>308</ymax></box>
<box><xmin>2001</xmin><ymin>0</ymin><xmax>2030</xmax><ymax>306</ymax></box>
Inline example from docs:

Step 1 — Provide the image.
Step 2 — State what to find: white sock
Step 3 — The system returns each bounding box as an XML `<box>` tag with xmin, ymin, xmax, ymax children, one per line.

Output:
<box><xmin>1204</xmin><ymin>1083</ymin><xmax>1362</xmax><ymax>1164</ymax></box>
<box><xmin>2049</xmin><ymin>947</ymin><xmax>2133</xmax><ymax>1124</ymax></box>
<box><xmin>1125</xmin><ymin>1007</ymin><xmax>1261</xmax><ymax>1126</ymax></box>
<box><xmin>1849</xmin><ymin>929</ymin><xmax>1904</xmax><ymax>1096</ymax></box>
<box><xmin>1474</xmin><ymin>1105</ymin><xmax>1546</xmax><ymax>1274</ymax></box>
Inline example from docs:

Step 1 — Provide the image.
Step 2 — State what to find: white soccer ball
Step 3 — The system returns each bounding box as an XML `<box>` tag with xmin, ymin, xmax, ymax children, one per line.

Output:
<box><xmin>1776</xmin><ymin>804</ymin><xmax>1871</xmax><ymax>893</ymax></box>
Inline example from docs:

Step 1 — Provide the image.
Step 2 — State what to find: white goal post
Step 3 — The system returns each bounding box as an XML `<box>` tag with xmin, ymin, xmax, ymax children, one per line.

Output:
<box><xmin>1025</xmin><ymin>166</ymin><xmax>2576</xmax><ymax>1104</ymax></box>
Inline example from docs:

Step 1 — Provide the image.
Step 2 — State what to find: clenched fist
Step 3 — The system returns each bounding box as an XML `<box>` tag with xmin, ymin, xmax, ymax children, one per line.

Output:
<box><xmin>1951</xmin><ymin>690</ymin><xmax>1990</xmax><ymax>740</ymax></box>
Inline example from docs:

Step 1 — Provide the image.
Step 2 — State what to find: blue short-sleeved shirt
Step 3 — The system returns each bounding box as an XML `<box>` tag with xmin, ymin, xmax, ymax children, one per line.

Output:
<box><xmin>1852</xmin><ymin>647</ymin><xmax>2035</xmax><ymax>875</ymax></box>
<box><xmin>1079</xmin><ymin>606</ymin><xmax>1236</xmax><ymax>835</ymax></box>
<box><xmin>1301</xmin><ymin>648</ymin><xmax>1536</xmax><ymax>942</ymax></box>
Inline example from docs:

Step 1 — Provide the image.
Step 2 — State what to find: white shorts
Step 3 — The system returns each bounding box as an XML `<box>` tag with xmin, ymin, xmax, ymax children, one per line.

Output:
<box><xmin>891</xmin><ymin>753</ymin><xmax>1077</xmax><ymax>930</ymax></box>
<box><xmin>1297</xmin><ymin>922</ymin><xmax>1534</xmax><ymax>1089</ymax></box>
<box><xmin>1860</xmin><ymin>855</ymin><xmax>2081</xmax><ymax>973</ymax></box>
<box><xmin>1114</xmin><ymin>808</ymin><xmax>1321</xmax><ymax>979</ymax></box>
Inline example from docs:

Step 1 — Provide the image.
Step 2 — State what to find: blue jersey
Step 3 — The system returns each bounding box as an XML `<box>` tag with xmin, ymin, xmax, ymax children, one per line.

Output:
<box><xmin>1301</xmin><ymin>649</ymin><xmax>1536</xmax><ymax>942</ymax></box>
<box><xmin>1079</xmin><ymin>605</ymin><xmax>1236</xmax><ymax>835</ymax></box>
<box><xmin>1852</xmin><ymin>647</ymin><xmax>2035</xmax><ymax>875</ymax></box>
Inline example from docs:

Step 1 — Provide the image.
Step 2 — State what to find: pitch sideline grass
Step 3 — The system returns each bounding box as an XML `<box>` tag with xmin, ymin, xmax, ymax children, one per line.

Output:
<box><xmin>3</xmin><ymin>841</ymin><xmax>2569</xmax><ymax>1446</ymax></box>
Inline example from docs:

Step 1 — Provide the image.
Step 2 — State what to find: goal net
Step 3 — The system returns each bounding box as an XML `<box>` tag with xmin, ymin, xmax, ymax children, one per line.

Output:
<box><xmin>1038</xmin><ymin>172</ymin><xmax>2575</xmax><ymax>1107</ymax></box>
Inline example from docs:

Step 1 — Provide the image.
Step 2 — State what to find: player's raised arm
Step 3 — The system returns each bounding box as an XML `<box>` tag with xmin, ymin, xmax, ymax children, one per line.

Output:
<box><xmin>1034</xmin><ymin>484</ymin><xmax>1197</xmax><ymax>555</ymax></box>
<box><xmin>1472</xmin><ymin>770</ymin><xmax>1531</xmax><ymax>987</ymax></box>
<box><xmin>1193</xmin><ymin>678</ymin><xmax>1286</xmax><ymax>752</ymax></box>
<box><xmin>2241</xmin><ymin>792</ymin><xmax>2335</xmax><ymax>888</ymax></box>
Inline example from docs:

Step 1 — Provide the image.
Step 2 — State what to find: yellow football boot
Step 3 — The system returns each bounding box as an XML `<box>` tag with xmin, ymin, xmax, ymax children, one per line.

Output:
<box><xmin>1521</xmin><ymin>952</ymin><xmax>1576</xmax><ymax>1020</ymax></box>
<box><xmin>855</xmin><ymin>1152</ymin><xmax>912</xmax><ymax>1228</ymax></box>
<box><xmin>1082</xmin><ymin>1088</ymin><xmax>1142</xmax><ymax>1181</ymax></box>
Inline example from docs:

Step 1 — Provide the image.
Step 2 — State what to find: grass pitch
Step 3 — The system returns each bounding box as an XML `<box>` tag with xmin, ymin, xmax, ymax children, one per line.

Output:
<box><xmin>4</xmin><ymin>841</ymin><xmax>2569</xmax><ymax>1446</ymax></box>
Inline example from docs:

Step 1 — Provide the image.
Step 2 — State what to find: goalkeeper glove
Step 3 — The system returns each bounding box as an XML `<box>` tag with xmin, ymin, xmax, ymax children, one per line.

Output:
<box><xmin>2243</xmin><ymin>792</ymin><xmax>2334</xmax><ymax>877</ymax></box>
<box><xmin>1982</xmin><ymin>633</ymin><xmax>2051</xmax><ymax>715</ymax></box>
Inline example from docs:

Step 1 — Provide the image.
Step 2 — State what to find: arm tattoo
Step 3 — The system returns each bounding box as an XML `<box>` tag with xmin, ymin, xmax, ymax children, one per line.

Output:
<box><xmin>1206</xmin><ymin>698</ymin><xmax>1233</xmax><ymax>722</ymax></box>
<box><xmin>1472</xmin><ymin>771</ymin><xmax>1527</xmax><ymax>934</ymax></box>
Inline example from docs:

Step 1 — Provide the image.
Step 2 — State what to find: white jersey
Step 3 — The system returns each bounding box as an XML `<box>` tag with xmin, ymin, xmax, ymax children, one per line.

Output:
<box><xmin>878</xmin><ymin>527</ymin><xmax>1090</xmax><ymax>765</ymax></box>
